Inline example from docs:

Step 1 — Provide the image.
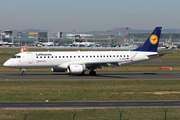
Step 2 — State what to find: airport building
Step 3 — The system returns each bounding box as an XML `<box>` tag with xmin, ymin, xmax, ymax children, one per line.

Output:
<box><xmin>85</xmin><ymin>35</ymin><xmax>125</xmax><ymax>47</ymax></box>
<box><xmin>128</xmin><ymin>33</ymin><xmax>180</xmax><ymax>46</ymax></box>
<box><xmin>0</xmin><ymin>29</ymin><xmax>180</xmax><ymax>48</ymax></box>
<box><xmin>4</xmin><ymin>30</ymin><xmax>13</xmax><ymax>38</ymax></box>
<box><xmin>66</xmin><ymin>34</ymin><xmax>125</xmax><ymax>47</ymax></box>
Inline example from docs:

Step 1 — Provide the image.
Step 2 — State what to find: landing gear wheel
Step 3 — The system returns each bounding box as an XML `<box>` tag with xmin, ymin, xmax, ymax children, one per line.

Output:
<box><xmin>21</xmin><ymin>70</ymin><xmax>26</xmax><ymax>76</ymax></box>
<box><xmin>81</xmin><ymin>71</ymin><xmax>85</xmax><ymax>75</ymax></box>
<box><xmin>89</xmin><ymin>71</ymin><xmax>96</xmax><ymax>76</ymax></box>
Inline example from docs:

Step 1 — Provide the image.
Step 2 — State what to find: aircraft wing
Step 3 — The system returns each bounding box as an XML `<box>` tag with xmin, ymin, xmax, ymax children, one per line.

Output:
<box><xmin>84</xmin><ymin>60</ymin><xmax>131</xmax><ymax>69</ymax></box>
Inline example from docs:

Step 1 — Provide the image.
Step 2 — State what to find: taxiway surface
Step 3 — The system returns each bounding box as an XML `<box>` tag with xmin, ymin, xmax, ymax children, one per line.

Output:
<box><xmin>1</xmin><ymin>101</ymin><xmax>180</xmax><ymax>108</ymax></box>
<box><xmin>0</xmin><ymin>72</ymin><xmax>180</xmax><ymax>81</ymax></box>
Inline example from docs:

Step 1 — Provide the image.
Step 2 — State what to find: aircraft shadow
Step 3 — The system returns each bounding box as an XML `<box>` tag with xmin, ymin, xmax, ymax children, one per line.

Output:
<box><xmin>2</xmin><ymin>72</ymin><xmax>172</xmax><ymax>80</ymax></box>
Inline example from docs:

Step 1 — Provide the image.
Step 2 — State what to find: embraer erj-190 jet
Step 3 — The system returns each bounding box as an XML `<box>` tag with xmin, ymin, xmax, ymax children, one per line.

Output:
<box><xmin>4</xmin><ymin>27</ymin><xmax>164</xmax><ymax>76</ymax></box>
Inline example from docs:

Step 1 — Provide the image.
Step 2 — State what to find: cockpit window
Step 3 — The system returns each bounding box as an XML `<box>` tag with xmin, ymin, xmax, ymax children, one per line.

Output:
<box><xmin>11</xmin><ymin>55</ymin><xmax>21</xmax><ymax>58</ymax></box>
<box><xmin>12</xmin><ymin>55</ymin><xmax>17</xmax><ymax>58</ymax></box>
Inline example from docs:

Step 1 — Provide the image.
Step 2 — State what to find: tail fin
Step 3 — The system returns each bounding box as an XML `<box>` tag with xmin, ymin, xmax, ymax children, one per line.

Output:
<box><xmin>133</xmin><ymin>27</ymin><xmax>162</xmax><ymax>52</ymax></box>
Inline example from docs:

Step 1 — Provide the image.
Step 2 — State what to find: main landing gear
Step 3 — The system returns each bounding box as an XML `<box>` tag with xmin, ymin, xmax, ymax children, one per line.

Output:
<box><xmin>89</xmin><ymin>70</ymin><xmax>96</xmax><ymax>76</ymax></box>
<box><xmin>20</xmin><ymin>68</ymin><xmax>26</xmax><ymax>76</ymax></box>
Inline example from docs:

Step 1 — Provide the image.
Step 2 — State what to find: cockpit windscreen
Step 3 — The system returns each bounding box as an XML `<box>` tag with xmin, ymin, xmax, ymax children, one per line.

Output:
<box><xmin>12</xmin><ymin>55</ymin><xmax>21</xmax><ymax>58</ymax></box>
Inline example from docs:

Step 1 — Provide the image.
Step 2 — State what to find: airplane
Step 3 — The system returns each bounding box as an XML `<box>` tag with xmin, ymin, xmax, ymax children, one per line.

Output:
<box><xmin>3</xmin><ymin>27</ymin><xmax>164</xmax><ymax>76</ymax></box>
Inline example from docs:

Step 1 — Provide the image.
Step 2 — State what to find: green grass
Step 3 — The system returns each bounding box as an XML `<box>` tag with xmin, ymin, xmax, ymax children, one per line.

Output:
<box><xmin>1</xmin><ymin>108</ymin><xmax>180</xmax><ymax>120</ymax></box>
<box><xmin>1</xmin><ymin>80</ymin><xmax>180</xmax><ymax>102</ymax></box>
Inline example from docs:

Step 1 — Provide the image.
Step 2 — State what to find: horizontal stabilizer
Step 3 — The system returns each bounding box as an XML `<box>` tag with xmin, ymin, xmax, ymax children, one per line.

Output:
<box><xmin>147</xmin><ymin>52</ymin><xmax>168</xmax><ymax>57</ymax></box>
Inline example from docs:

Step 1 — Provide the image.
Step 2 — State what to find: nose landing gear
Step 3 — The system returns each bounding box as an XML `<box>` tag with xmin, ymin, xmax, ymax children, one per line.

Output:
<box><xmin>20</xmin><ymin>68</ymin><xmax>26</xmax><ymax>76</ymax></box>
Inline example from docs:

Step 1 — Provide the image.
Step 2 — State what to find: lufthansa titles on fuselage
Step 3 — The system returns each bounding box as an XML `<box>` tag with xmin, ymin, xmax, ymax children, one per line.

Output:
<box><xmin>36</xmin><ymin>53</ymin><xmax>52</xmax><ymax>56</ymax></box>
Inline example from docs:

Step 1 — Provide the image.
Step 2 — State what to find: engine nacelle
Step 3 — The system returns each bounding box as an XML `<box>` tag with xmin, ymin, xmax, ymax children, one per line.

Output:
<box><xmin>51</xmin><ymin>68</ymin><xmax>66</xmax><ymax>72</ymax></box>
<box><xmin>67</xmin><ymin>64</ymin><xmax>85</xmax><ymax>74</ymax></box>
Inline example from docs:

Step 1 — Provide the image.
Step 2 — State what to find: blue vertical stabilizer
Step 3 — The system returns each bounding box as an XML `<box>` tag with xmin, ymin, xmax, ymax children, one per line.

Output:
<box><xmin>133</xmin><ymin>27</ymin><xmax>162</xmax><ymax>52</ymax></box>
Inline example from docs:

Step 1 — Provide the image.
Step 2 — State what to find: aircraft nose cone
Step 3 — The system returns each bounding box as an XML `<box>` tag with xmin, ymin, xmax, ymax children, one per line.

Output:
<box><xmin>3</xmin><ymin>61</ymin><xmax>10</xmax><ymax>67</ymax></box>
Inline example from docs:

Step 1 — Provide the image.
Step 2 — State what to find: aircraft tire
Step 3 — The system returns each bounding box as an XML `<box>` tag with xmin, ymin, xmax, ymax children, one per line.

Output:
<box><xmin>21</xmin><ymin>71</ymin><xmax>26</xmax><ymax>76</ymax></box>
<box><xmin>89</xmin><ymin>71</ymin><xmax>96</xmax><ymax>76</ymax></box>
<box><xmin>81</xmin><ymin>71</ymin><xmax>85</xmax><ymax>75</ymax></box>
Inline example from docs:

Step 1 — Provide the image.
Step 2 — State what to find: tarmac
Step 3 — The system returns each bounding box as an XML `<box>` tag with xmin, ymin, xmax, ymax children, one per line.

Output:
<box><xmin>0</xmin><ymin>72</ymin><xmax>180</xmax><ymax>81</ymax></box>
<box><xmin>1</xmin><ymin>101</ymin><xmax>180</xmax><ymax>108</ymax></box>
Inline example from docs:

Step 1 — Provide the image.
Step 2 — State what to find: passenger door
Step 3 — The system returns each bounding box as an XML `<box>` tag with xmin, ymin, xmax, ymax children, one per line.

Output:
<box><xmin>28</xmin><ymin>53</ymin><xmax>33</xmax><ymax>64</ymax></box>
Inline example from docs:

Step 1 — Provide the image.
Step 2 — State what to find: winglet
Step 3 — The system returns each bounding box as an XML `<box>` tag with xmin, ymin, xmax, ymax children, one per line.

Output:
<box><xmin>133</xmin><ymin>27</ymin><xmax>162</xmax><ymax>52</ymax></box>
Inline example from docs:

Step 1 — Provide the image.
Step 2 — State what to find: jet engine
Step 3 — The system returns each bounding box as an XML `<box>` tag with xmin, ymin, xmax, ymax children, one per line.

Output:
<box><xmin>67</xmin><ymin>64</ymin><xmax>86</xmax><ymax>74</ymax></box>
<box><xmin>51</xmin><ymin>68</ymin><xmax>66</xmax><ymax>72</ymax></box>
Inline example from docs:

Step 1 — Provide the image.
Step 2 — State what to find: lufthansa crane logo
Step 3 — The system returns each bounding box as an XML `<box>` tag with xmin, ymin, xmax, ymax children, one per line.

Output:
<box><xmin>149</xmin><ymin>34</ymin><xmax>158</xmax><ymax>45</ymax></box>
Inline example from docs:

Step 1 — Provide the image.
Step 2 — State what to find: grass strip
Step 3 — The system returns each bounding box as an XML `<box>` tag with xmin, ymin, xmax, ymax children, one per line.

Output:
<box><xmin>0</xmin><ymin>108</ymin><xmax>180</xmax><ymax>120</ymax></box>
<box><xmin>1</xmin><ymin>80</ymin><xmax>180</xmax><ymax>102</ymax></box>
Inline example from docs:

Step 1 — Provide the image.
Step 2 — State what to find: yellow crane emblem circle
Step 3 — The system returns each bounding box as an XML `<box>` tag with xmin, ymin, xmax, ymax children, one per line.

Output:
<box><xmin>149</xmin><ymin>34</ymin><xmax>158</xmax><ymax>45</ymax></box>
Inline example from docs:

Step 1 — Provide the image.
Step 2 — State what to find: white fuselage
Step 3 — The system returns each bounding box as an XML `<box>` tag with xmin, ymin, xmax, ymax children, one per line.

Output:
<box><xmin>3</xmin><ymin>50</ymin><xmax>158</xmax><ymax>70</ymax></box>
